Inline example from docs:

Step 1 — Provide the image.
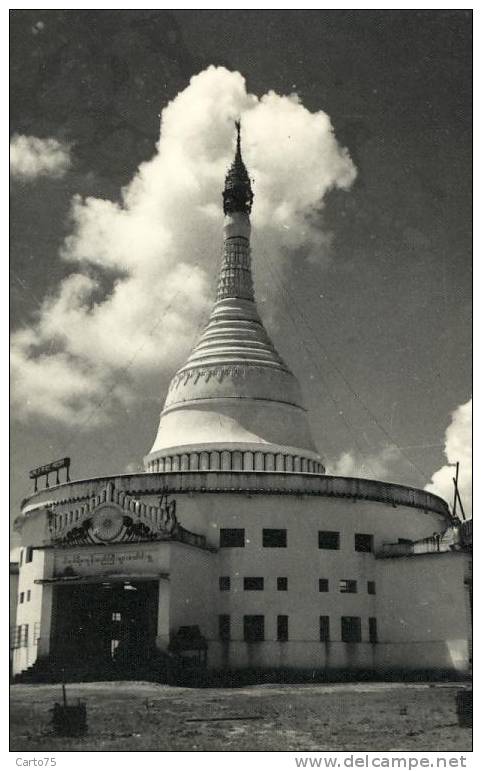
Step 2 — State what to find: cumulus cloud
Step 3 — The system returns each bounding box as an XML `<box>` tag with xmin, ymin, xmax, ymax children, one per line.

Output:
<box><xmin>10</xmin><ymin>134</ymin><xmax>71</xmax><ymax>180</ymax></box>
<box><xmin>425</xmin><ymin>399</ymin><xmax>472</xmax><ymax>516</ymax></box>
<box><xmin>11</xmin><ymin>66</ymin><xmax>356</xmax><ymax>426</ymax></box>
<box><xmin>327</xmin><ymin>444</ymin><xmax>401</xmax><ymax>481</ymax></box>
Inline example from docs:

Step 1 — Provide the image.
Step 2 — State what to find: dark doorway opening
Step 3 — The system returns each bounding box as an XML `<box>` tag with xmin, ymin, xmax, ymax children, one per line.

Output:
<box><xmin>51</xmin><ymin>580</ymin><xmax>159</xmax><ymax>677</ymax></box>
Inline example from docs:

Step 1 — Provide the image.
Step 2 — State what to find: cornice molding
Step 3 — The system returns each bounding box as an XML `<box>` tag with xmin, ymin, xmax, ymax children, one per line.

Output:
<box><xmin>19</xmin><ymin>471</ymin><xmax>451</xmax><ymax>523</ymax></box>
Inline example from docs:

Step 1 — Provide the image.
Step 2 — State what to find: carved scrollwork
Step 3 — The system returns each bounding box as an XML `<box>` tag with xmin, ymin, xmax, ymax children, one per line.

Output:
<box><xmin>168</xmin><ymin>365</ymin><xmax>250</xmax><ymax>393</ymax></box>
<box><xmin>47</xmin><ymin>482</ymin><xmax>178</xmax><ymax>546</ymax></box>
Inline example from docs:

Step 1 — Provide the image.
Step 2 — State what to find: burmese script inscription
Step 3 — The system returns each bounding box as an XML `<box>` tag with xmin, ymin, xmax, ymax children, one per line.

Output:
<box><xmin>54</xmin><ymin>545</ymin><xmax>165</xmax><ymax>576</ymax></box>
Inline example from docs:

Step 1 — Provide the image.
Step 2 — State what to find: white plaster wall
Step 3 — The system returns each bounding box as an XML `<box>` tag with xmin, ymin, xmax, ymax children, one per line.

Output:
<box><xmin>12</xmin><ymin>547</ymin><xmax>46</xmax><ymax>675</ymax></box>
<box><xmin>16</xmin><ymin>479</ymin><xmax>465</xmax><ymax>675</ymax></box>
<box><xmin>9</xmin><ymin>570</ymin><xmax>18</xmax><ymax>628</ymax></box>
<box><xmin>169</xmin><ymin>542</ymin><xmax>216</xmax><ymax>644</ymax></box>
<box><xmin>375</xmin><ymin>552</ymin><xmax>471</xmax><ymax>672</ymax></box>
<box><xmin>9</xmin><ymin>568</ymin><xmax>19</xmax><ymax>665</ymax></box>
<box><xmin>208</xmin><ymin>641</ymin><xmax>376</xmax><ymax>671</ymax></box>
<box><xmin>165</xmin><ymin>492</ymin><xmax>450</xmax><ymax>671</ymax></box>
<box><xmin>172</xmin><ymin>492</ymin><xmax>446</xmax><ymax>550</ymax></box>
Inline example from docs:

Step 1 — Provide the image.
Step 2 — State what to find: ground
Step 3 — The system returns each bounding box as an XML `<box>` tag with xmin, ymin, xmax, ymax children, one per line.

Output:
<box><xmin>10</xmin><ymin>681</ymin><xmax>472</xmax><ymax>752</ymax></box>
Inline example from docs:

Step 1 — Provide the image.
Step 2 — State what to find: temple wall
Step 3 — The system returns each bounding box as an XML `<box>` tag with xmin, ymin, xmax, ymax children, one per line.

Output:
<box><xmin>374</xmin><ymin>552</ymin><xmax>472</xmax><ymax>672</ymax></box>
<box><xmin>169</xmin><ymin>542</ymin><xmax>216</xmax><ymax>642</ymax></box>
<box><xmin>12</xmin><ymin>545</ymin><xmax>47</xmax><ymax>675</ymax></box>
<box><xmin>174</xmin><ymin>491</ymin><xmax>447</xmax><ymax>550</ymax></box>
<box><xmin>20</xmin><ymin>471</ymin><xmax>450</xmax><ymax>519</ymax></box>
<box><xmin>207</xmin><ymin>641</ymin><xmax>376</xmax><ymax>671</ymax></box>
<box><xmin>14</xmin><ymin>473</ymin><xmax>469</xmax><ymax>678</ymax></box>
<box><xmin>9</xmin><ymin>565</ymin><xmax>19</xmax><ymax>666</ymax></box>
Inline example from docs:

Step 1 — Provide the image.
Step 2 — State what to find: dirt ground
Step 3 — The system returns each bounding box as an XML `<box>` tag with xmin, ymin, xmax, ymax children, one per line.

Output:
<box><xmin>10</xmin><ymin>681</ymin><xmax>472</xmax><ymax>752</ymax></box>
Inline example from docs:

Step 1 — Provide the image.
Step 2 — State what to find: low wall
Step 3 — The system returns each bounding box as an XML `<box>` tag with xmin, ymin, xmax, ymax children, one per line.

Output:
<box><xmin>20</xmin><ymin>471</ymin><xmax>450</xmax><ymax>521</ymax></box>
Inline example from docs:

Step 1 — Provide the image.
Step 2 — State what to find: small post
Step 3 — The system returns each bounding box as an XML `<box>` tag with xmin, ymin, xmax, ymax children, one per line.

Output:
<box><xmin>456</xmin><ymin>486</ymin><xmax>466</xmax><ymax>521</ymax></box>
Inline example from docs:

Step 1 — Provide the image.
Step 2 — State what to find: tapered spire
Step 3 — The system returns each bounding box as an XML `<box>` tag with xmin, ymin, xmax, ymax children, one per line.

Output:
<box><xmin>222</xmin><ymin>121</ymin><xmax>254</xmax><ymax>215</ymax></box>
<box><xmin>217</xmin><ymin>121</ymin><xmax>255</xmax><ymax>303</ymax></box>
<box><xmin>178</xmin><ymin>121</ymin><xmax>287</xmax><ymax>372</ymax></box>
<box><xmin>145</xmin><ymin>121</ymin><xmax>322</xmax><ymax>477</ymax></box>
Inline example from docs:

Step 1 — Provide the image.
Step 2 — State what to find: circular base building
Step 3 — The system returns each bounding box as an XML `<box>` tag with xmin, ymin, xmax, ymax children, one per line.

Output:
<box><xmin>12</xmin><ymin>127</ymin><xmax>471</xmax><ymax>682</ymax></box>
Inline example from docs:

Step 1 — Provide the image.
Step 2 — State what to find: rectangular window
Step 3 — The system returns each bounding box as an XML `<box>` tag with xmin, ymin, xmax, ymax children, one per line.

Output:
<box><xmin>341</xmin><ymin>616</ymin><xmax>362</xmax><ymax>643</ymax></box>
<box><xmin>367</xmin><ymin>581</ymin><xmax>376</xmax><ymax>595</ymax></box>
<box><xmin>355</xmin><ymin>533</ymin><xmax>374</xmax><ymax>553</ymax></box>
<box><xmin>25</xmin><ymin>546</ymin><xmax>34</xmax><ymax>563</ymax></box>
<box><xmin>339</xmin><ymin>579</ymin><xmax>357</xmax><ymax>594</ymax></box>
<box><xmin>369</xmin><ymin>617</ymin><xmax>378</xmax><ymax>643</ymax></box>
<box><xmin>277</xmin><ymin>576</ymin><xmax>288</xmax><ymax>591</ymax></box>
<box><xmin>219</xmin><ymin>576</ymin><xmax>231</xmax><ymax>591</ymax></box>
<box><xmin>19</xmin><ymin>550</ymin><xmax>23</xmax><ymax>567</ymax></box>
<box><xmin>16</xmin><ymin>624</ymin><xmax>29</xmax><ymax>647</ymax></box>
<box><xmin>277</xmin><ymin>615</ymin><xmax>289</xmax><ymax>642</ymax></box>
<box><xmin>243</xmin><ymin>576</ymin><xmax>264</xmax><ymax>591</ymax></box>
<box><xmin>319</xmin><ymin>616</ymin><xmax>330</xmax><ymax>642</ymax></box>
<box><xmin>10</xmin><ymin>626</ymin><xmax>18</xmax><ymax>650</ymax></box>
<box><xmin>27</xmin><ymin>590</ymin><xmax>31</xmax><ymax>602</ymax></box>
<box><xmin>262</xmin><ymin>528</ymin><xmax>287</xmax><ymax>548</ymax></box>
<box><xmin>318</xmin><ymin>578</ymin><xmax>329</xmax><ymax>592</ymax></box>
<box><xmin>219</xmin><ymin>614</ymin><xmax>231</xmax><ymax>641</ymax></box>
<box><xmin>318</xmin><ymin>531</ymin><xmax>340</xmax><ymax>550</ymax></box>
<box><xmin>244</xmin><ymin>615</ymin><xmax>264</xmax><ymax>642</ymax></box>
<box><xmin>19</xmin><ymin>592</ymin><xmax>24</xmax><ymax>604</ymax></box>
<box><xmin>112</xmin><ymin>612</ymin><xmax>121</xmax><ymax>622</ymax></box>
<box><xmin>220</xmin><ymin>528</ymin><xmax>245</xmax><ymax>548</ymax></box>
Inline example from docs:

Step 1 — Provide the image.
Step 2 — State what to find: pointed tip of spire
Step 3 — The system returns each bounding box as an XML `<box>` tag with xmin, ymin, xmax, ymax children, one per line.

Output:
<box><xmin>235</xmin><ymin>119</ymin><xmax>241</xmax><ymax>147</ymax></box>
<box><xmin>223</xmin><ymin>120</ymin><xmax>253</xmax><ymax>216</ymax></box>
<box><xmin>234</xmin><ymin>120</ymin><xmax>244</xmax><ymax>165</ymax></box>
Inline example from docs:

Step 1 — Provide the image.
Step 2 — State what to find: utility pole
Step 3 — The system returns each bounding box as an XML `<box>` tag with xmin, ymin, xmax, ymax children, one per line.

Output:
<box><xmin>451</xmin><ymin>462</ymin><xmax>466</xmax><ymax>521</ymax></box>
<box><xmin>452</xmin><ymin>462</ymin><xmax>459</xmax><ymax>519</ymax></box>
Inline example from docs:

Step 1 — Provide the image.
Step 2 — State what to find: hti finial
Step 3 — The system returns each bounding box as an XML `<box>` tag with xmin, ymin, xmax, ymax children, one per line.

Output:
<box><xmin>235</xmin><ymin>120</ymin><xmax>241</xmax><ymax>154</ymax></box>
<box><xmin>223</xmin><ymin>120</ymin><xmax>253</xmax><ymax>215</ymax></box>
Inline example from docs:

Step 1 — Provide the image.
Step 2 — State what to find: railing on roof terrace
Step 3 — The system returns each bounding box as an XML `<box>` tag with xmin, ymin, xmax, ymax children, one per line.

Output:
<box><xmin>377</xmin><ymin>542</ymin><xmax>414</xmax><ymax>557</ymax></box>
<box><xmin>176</xmin><ymin>525</ymin><xmax>206</xmax><ymax>549</ymax></box>
<box><xmin>377</xmin><ymin>532</ymin><xmax>457</xmax><ymax>557</ymax></box>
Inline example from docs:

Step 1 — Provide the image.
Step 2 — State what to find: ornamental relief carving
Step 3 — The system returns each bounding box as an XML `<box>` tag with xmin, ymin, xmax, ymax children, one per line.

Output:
<box><xmin>46</xmin><ymin>481</ymin><xmax>177</xmax><ymax>546</ymax></box>
<box><xmin>168</xmin><ymin>365</ymin><xmax>251</xmax><ymax>392</ymax></box>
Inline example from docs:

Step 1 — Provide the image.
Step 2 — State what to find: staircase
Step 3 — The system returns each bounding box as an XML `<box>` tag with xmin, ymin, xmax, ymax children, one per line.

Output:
<box><xmin>12</xmin><ymin>651</ymin><xmax>176</xmax><ymax>684</ymax></box>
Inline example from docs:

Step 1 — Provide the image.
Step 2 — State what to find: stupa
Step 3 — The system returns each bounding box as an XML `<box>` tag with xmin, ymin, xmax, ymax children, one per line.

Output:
<box><xmin>146</xmin><ymin>123</ymin><xmax>323</xmax><ymax>476</ymax></box>
<box><xmin>11</xmin><ymin>124</ymin><xmax>470</xmax><ymax>683</ymax></box>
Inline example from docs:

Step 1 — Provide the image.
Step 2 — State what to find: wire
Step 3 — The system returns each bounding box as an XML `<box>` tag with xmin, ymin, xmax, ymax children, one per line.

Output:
<box><xmin>258</xmin><ymin>252</ymin><xmax>379</xmax><ymax>477</ymax></box>
<box><xmin>58</xmin><ymin>262</ymin><xmax>205</xmax><ymax>457</ymax></box>
<box><xmin>259</xmin><ymin>249</ymin><xmax>430</xmax><ymax>483</ymax></box>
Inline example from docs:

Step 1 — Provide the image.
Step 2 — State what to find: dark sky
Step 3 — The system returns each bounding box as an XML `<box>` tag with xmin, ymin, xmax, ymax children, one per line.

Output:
<box><xmin>10</xmin><ymin>10</ymin><xmax>472</xmax><ymax>526</ymax></box>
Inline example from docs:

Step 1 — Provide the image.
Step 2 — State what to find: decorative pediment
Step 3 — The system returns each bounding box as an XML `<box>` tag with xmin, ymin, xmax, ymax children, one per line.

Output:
<box><xmin>47</xmin><ymin>481</ymin><xmax>177</xmax><ymax>546</ymax></box>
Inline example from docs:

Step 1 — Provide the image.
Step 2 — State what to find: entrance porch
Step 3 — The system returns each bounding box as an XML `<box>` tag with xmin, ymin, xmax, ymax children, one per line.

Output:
<box><xmin>50</xmin><ymin>580</ymin><xmax>160</xmax><ymax>678</ymax></box>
